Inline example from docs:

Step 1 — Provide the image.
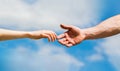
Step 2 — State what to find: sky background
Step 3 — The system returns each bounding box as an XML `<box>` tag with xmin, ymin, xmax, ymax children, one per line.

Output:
<box><xmin>0</xmin><ymin>0</ymin><xmax>120</xmax><ymax>71</ymax></box>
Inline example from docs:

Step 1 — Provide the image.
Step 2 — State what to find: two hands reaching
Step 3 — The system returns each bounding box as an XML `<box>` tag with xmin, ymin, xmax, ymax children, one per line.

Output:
<box><xmin>1</xmin><ymin>15</ymin><xmax>120</xmax><ymax>47</ymax></box>
<box><xmin>0</xmin><ymin>24</ymin><xmax>85</xmax><ymax>47</ymax></box>
<box><xmin>28</xmin><ymin>24</ymin><xmax>86</xmax><ymax>47</ymax></box>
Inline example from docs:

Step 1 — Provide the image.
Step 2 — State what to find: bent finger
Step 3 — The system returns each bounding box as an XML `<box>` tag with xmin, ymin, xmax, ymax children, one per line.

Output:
<box><xmin>52</xmin><ymin>32</ymin><xmax>57</xmax><ymax>41</ymax></box>
<box><xmin>65</xmin><ymin>43</ymin><xmax>73</xmax><ymax>47</ymax></box>
<box><xmin>58</xmin><ymin>39</ymin><xmax>68</xmax><ymax>45</ymax></box>
<box><xmin>46</xmin><ymin>33</ymin><xmax>54</xmax><ymax>42</ymax></box>
<box><xmin>43</xmin><ymin>34</ymin><xmax>51</xmax><ymax>42</ymax></box>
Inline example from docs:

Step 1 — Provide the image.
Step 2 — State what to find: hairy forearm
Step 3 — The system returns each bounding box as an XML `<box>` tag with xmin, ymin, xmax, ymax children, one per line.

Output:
<box><xmin>83</xmin><ymin>14</ymin><xmax>120</xmax><ymax>39</ymax></box>
<box><xmin>0</xmin><ymin>29</ymin><xmax>30</xmax><ymax>41</ymax></box>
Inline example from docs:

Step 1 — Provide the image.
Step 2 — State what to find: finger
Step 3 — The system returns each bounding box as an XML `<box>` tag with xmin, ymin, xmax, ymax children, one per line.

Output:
<box><xmin>46</xmin><ymin>33</ymin><xmax>54</xmax><ymax>42</ymax></box>
<box><xmin>65</xmin><ymin>43</ymin><xmax>73</xmax><ymax>47</ymax></box>
<box><xmin>46</xmin><ymin>31</ymin><xmax>57</xmax><ymax>42</ymax></box>
<box><xmin>42</xmin><ymin>34</ymin><xmax>51</xmax><ymax>42</ymax></box>
<box><xmin>60</xmin><ymin>24</ymin><xmax>72</xmax><ymax>30</ymax></box>
<box><xmin>57</xmin><ymin>34</ymin><xmax>65</xmax><ymax>39</ymax></box>
<box><xmin>64</xmin><ymin>40</ymin><xmax>69</xmax><ymax>44</ymax></box>
<box><xmin>51</xmin><ymin>32</ymin><xmax>57</xmax><ymax>42</ymax></box>
<box><xmin>68</xmin><ymin>39</ymin><xmax>75</xmax><ymax>45</ymax></box>
<box><xmin>58</xmin><ymin>38</ymin><xmax>68</xmax><ymax>45</ymax></box>
<box><xmin>52</xmin><ymin>32</ymin><xmax>57</xmax><ymax>41</ymax></box>
<box><xmin>50</xmin><ymin>33</ymin><xmax>55</xmax><ymax>42</ymax></box>
<box><xmin>58</xmin><ymin>38</ymin><xmax>67</xmax><ymax>42</ymax></box>
<box><xmin>58</xmin><ymin>40</ymin><xmax>67</xmax><ymax>45</ymax></box>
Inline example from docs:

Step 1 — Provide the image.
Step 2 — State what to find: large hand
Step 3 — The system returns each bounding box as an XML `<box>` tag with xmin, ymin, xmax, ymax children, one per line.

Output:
<box><xmin>57</xmin><ymin>24</ymin><xmax>86</xmax><ymax>47</ymax></box>
<box><xmin>29</xmin><ymin>30</ymin><xmax>57</xmax><ymax>42</ymax></box>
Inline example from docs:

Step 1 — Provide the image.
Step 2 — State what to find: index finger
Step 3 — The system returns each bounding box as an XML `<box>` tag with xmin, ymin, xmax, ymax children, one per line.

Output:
<box><xmin>57</xmin><ymin>34</ymin><xmax>65</xmax><ymax>39</ymax></box>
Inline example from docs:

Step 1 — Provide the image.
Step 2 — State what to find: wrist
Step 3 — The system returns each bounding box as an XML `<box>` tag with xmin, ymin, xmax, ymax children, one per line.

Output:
<box><xmin>26</xmin><ymin>31</ymin><xmax>43</xmax><ymax>39</ymax></box>
<box><xmin>82</xmin><ymin>27</ymin><xmax>98</xmax><ymax>40</ymax></box>
<box><xmin>25</xmin><ymin>32</ymin><xmax>33</xmax><ymax>38</ymax></box>
<box><xmin>82</xmin><ymin>29</ymin><xmax>89</xmax><ymax>40</ymax></box>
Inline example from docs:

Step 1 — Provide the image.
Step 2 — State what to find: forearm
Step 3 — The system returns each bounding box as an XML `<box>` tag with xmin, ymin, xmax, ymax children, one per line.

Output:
<box><xmin>83</xmin><ymin>15</ymin><xmax>120</xmax><ymax>40</ymax></box>
<box><xmin>0</xmin><ymin>29</ymin><xmax>30</xmax><ymax>41</ymax></box>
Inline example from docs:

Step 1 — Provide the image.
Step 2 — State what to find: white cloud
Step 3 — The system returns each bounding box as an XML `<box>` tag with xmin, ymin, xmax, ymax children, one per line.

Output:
<box><xmin>86</xmin><ymin>47</ymin><xmax>104</xmax><ymax>61</ymax></box>
<box><xmin>87</xmin><ymin>53</ymin><xmax>103</xmax><ymax>61</ymax></box>
<box><xmin>96</xmin><ymin>34</ymin><xmax>120</xmax><ymax>70</ymax></box>
<box><xmin>86</xmin><ymin>34</ymin><xmax>120</xmax><ymax>69</ymax></box>
<box><xmin>0</xmin><ymin>0</ymin><xmax>102</xmax><ymax>31</ymax></box>
<box><xmin>6</xmin><ymin>45</ymin><xmax>84</xmax><ymax>71</ymax></box>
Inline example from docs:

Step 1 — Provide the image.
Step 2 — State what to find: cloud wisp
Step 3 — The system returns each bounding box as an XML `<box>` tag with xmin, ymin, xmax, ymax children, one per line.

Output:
<box><xmin>99</xmin><ymin>34</ymin><xmax>120</xmax><ymax>71</ymax></box>
<box><xmin>6</xmin><ymin>45</ymin><xmax>84</xmax><ymax>71</ymax></box>
<box><xmin>0</xmin><ymin>0</ymin><xmax>101</xmax><ymax>31</ymax></box>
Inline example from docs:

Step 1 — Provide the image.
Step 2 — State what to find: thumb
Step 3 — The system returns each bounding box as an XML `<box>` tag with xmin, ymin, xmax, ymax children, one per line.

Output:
<box><xmin>60</xmin><ymin>24</ymin><xmax>72</xmax><ymax>29</ymax></box>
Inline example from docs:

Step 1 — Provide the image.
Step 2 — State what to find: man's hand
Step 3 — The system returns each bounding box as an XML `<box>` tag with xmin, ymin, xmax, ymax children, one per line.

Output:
<box><xmin>57</xmin><ymin>24</ymin><xmax>86</xmax><ymax>47</ymax></box>
<box><xmin>57</xmin><ymin>15</ymin><xmax>120</xmax><ymax>47</ymax></box>
<box><xmin>29</xmin><ymin>30</ymin><xmax>57</xmax><ymax>42</ymax></box>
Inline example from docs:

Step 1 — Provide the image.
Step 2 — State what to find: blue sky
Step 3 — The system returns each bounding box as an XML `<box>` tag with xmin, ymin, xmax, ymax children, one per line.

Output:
<box><xmin>0</xmin><ymin>0</ymin><xmax>120</xmax><ymax>71</ymax></box>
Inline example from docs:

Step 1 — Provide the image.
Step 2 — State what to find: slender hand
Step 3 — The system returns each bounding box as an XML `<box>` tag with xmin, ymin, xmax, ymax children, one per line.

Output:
<box><xmin>29</xmin><ymin>30</ymin><xmax>57</xmax><ymax>42</ymax></box>
<box><xmin>0</xmin><ymin>29</ymin><xmax>57</xmax><ymax>42</ymax></box>
<box><xmin>57</xmin><ymin>24</ymin><xmax>86</xmax><ymax>47</ymax></box>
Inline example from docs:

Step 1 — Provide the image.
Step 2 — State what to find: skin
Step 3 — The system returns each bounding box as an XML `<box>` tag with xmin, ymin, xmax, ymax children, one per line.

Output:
<box><xmin>58</xmin><ymin>14</ymin><xmax>120</xmax><ymax>47</ymax></box>
<box><xmin>0</xmin><ymin>29</ymin><xmax>57</xmax><ymax>42</ymax></box>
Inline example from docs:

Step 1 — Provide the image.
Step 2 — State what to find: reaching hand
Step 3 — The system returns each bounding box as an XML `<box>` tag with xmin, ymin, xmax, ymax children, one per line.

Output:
<box><xmin>57</xmin><ymin>24</ymin><xmax>86</xmax><ymax>47</ymax></box>
<box><xmin>29</xmin><ymin>30</ymin><xmax>57</xmax><ymax>42</ymax></box>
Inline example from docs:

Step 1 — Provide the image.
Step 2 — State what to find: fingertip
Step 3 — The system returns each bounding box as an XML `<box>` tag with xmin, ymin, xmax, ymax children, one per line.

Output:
<box><xmin>57</xmin><ymin>34</ymin><xmax>65</xmax><ymax>39</ymax></box>
<box><xmin>60</xmin><ymin>24</ymin><xmax>72</xmax><ymax>30</ymax></box>
<box><xmin>47</xmin><ymin>35</ymin><xmax>51</xmax><ymax>42</ymax></box>
<box><xmin>58</xmin><ymin>39</ymin><xmax>64</xmax><ymax>45</ymax></box>
<box><xmin>60</xmin><ymin>23</ymin><xmax>64</xmax><ymax>26</ymax></box>
<box><xmin>66</xmin><ymin>46</ymin><xmax>70</xmax><ymax>48</ymax></box>
<box><xmin>48</xmin><ymin>37</ymin><xmax>51</xmax><ymax>42</ymax></box>
<box><xmin>53</xmin><ymin>33</ymin><xmax>57</xmax><ymax>42</ymax></box>
<box><xmin>66</xmin><ymin>44</ymin><xmax>73</xmax><ymax>48</ymax></box>
<box><xmin>57</xmin><ymin>36</ymin><xmax>60</xmax><ymax>39</ymax></box>
<box><xmin>60</xmin><ymin>24</ymin><xmax>65</xmax><ymax>29</ymax></box>
<box><xmin>60</xmin><ymin>23</ymin><xmax>64</xmax><ymax>25</ymax></box>
<box><xmin>50</xmin><ymin>33</ymin><xmax>54</xmax><ymax>42</ymax></box>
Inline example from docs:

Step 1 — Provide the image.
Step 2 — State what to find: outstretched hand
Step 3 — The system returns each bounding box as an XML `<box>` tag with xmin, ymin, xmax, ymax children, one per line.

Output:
<box><xmin>29</xmin><ymin>30</ymin><xmax>57</xmax><ymax>42</ymax></box>
<box><xmin>57</xmin><ymin>24</ymin><xmax>86</xmax><ymax>47</ymax></box>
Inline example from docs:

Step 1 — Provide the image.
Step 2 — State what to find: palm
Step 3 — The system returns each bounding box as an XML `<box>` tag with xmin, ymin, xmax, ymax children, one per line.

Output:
<box><xmin>66</xmin><ymin>27</ymin><xmax>81</xmax><ymax>40</ymax></box>
<box><xmin>58</xmin><ymin>24</ymin><xmax>85</xmax><ymax>47</ymax></box>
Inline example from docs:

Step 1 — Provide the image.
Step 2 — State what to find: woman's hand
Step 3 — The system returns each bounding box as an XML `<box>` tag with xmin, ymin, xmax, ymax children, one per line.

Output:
<box><xmin>28</xmin><ymin>30</ymin><xmax>57</xmax><ymax>42</ymax></box>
